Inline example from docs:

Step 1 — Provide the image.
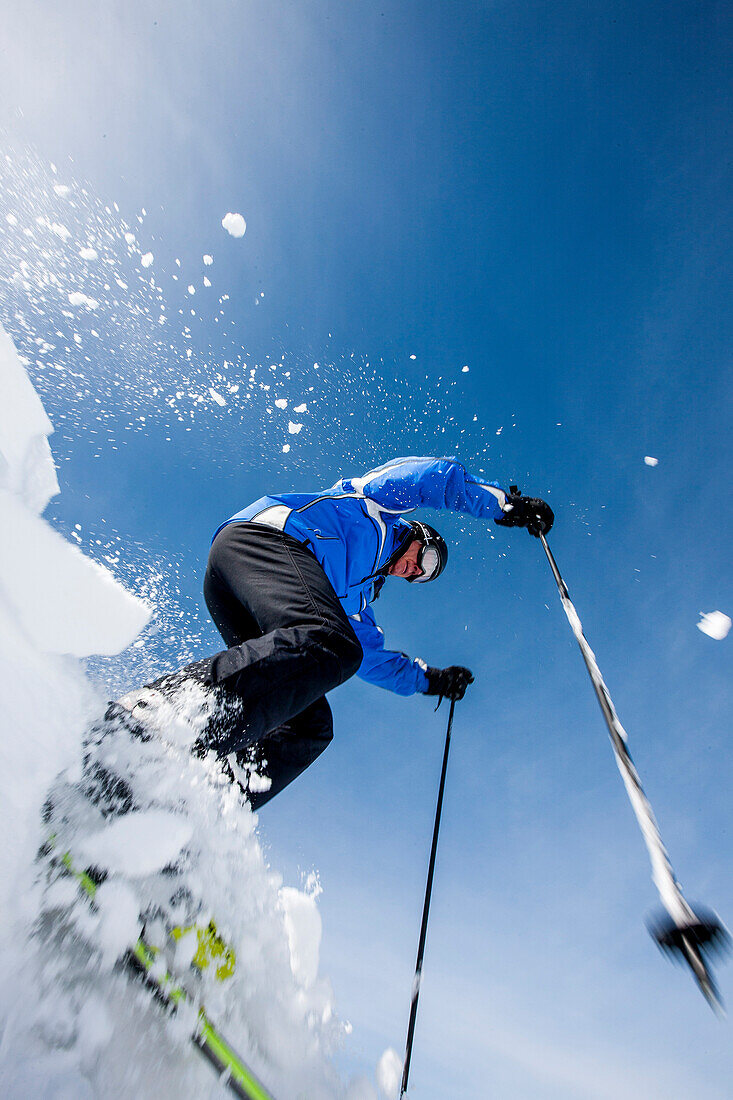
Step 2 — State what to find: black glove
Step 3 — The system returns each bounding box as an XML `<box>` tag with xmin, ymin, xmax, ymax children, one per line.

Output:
<box><xmin>495</xmin><ymin>486</ymin><xmax>554</xmax><ymax>537</ymax></box>
<box><xmin>424</xmin><ymin>665</ymin><xmax>474</xmax><ymax>701</ymax></box>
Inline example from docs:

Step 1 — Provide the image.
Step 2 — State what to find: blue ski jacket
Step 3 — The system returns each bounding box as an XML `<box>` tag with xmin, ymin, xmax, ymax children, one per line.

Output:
<box><xmin>215</xmin><ymin>457</ymin><xmax>507</xmax><ymax>696</ymax></box>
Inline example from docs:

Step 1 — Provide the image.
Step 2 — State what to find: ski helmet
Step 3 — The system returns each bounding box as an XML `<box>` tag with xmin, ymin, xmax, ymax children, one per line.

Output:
<box><xmin>405</xmin><ymin>520</ymin><xmax>448</xmax><ymax>583</ymax></box>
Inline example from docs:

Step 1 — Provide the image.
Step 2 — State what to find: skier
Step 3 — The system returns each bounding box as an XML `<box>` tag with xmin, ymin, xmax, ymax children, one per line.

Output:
<box><xmin>124</xmin><ymin>457</ymin><xmax>553</xmax><ymax>807</ymax></box>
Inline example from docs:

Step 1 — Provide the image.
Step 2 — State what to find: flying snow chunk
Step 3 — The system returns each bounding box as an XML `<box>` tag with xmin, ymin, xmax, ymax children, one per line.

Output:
<box><xmin>274</xmin><ymin>398</ymin><xmax>288</xmax><ymax>409</ymax></box>
<box><xmin>282</xmin><ymin>443</ymin><xmax>291</xmax><ymax>453</ymax></box>
<box><xmin>376</xmin><ymin>1048</ymin><xmax>402</xmax><ymax>1100</ymax></box>
<box><xmin>293</xmin><ymin>402</ymin><xmax>308</xmax><ymax>413</ymax></box>
<box><xmin>53</xmin><ymin>184</ymin><xmax>70</xmax><ymax>197</ymax></box>
<box><xmin>222</xmin><ymin>212</ymin><xmax>246</xmax><ymax>238</ymax></box>
<box><xmin>140</xmin><ymin>252</ymin><xmax>154</xmax><ymax>268</ymax></box>
<box><xmin>288</xmin><ymin>421</ymin><xmax>303</xmax><ymax>435</ymax></box>
<box><xmin>203</xmin><ymin>254</ymin><xmax>213</xmax><ymax>265</ymax></box>
<box><xmin>68</xmin><ymin>292</ymin><xmax>99</xmax><ymax>310</ymax></box>
<box><xmin>462</xmin><ymin>365</ymin><xmax>469</xmax><ymax>373</ymax></box>
<box><xmin>79</xmin><ymin>246</ymin><xmax>98</xmax><ymax>261</ymax></box>
<box><xmin>644</xmin><ymin>456</ymin><xmax>659</xmax><ymax>467</ymax></box>
<box><xmin>95</xmin><ymin>880</ymin><xmax>141</xmax><ymax>965</ymax></box>
<box><xmin>50</xmin><ymin>222</ymin><xmax>71</xmax><ymax>241</ymax></box>
<box><xmin>409</xmin><ymin>354</ymin><xmax>416</xmax><ymax>360</ymax></box>
<box><xmin>124</xmin><ymin>231</ymin><xmax>135</xmax><ymax>245</ymax></box>
<box><xmin>187</xmin><ymin>284</ymin><xmax>195</xmax><ymax>295</ymax></box>
<box><xmin>248</xmin><ymin>770</ymin><xmax>272</xmax><ymax>793</ymax></box>
<box><xmin>6</xmin><ymin>213</ymin><xmax>18</xmax><ymax>226</ymax></box>
<box><xmin>76</xmin><ymin>810</ymin><xmax>194</xmax><ymax>876</ymax></box>
<box><xmin>697</xmin><ymin>611</ymin><xmax>731</xmax><ymax>640</ymax></box>
<box><xmin>280</xmin><ymin>886</ymin><xmax>322</xmax><ymax>988</ymax></box>
<box><xmin>209</xmin><ymin>387</ymin><xmax>227</xmax><ymax>407</ymax></box>
<box><xmin>203</xmin><ymin>276</ymin><xmax>211</xmax><ymax>287</ymax></box>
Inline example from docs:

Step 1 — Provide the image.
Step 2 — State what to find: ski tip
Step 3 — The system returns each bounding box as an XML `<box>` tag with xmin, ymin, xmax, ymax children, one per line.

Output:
<box><xmin>647</xmin><ymin>906</ymin><xmax>731</xmax><ymax>1015</ymax></box>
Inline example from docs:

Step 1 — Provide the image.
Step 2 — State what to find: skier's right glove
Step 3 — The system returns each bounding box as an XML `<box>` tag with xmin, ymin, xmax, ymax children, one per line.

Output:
<box><xmin>424</xmin><ymin>665</ymin><xmax>474</xmax><ymax>702</ymax></box>
<box><xmin>495</xmin><ymin>486</ymin><xmax>554</xmax><ymax>537</ymax></box>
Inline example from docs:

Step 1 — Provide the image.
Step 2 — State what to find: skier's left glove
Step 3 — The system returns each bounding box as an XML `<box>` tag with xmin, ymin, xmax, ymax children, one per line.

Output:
<box><xmin>424</xmin><ymin>665</ymin><xmax>474</xmax><ymax>701</ymax></box>
<box><xmin>495</xmin><ymin>486</ymin><xmax>554</xmax><ymax>537</ymax></box>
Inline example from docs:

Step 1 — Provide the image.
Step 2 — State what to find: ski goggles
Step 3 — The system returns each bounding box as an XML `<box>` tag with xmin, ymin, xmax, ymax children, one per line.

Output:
<box><xmin>408</xmin><ymin>522</ymin><xmax>443</xmax><ymax>583</ymax></box>
<box><xmin>411</xmin><ymin>542</ymin><xmax>441</xmax><ymax>583</ymax></box>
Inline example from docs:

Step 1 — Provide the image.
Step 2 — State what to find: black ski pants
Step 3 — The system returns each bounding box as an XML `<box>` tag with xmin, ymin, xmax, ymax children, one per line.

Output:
<box><xmin>202</xmin><ymin>522</ymin><xmax>362</xmax><ymax>807</ymax></box>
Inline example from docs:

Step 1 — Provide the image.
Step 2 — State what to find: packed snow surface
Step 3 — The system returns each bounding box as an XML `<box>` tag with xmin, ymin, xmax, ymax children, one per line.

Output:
<box><xmin>0</xmin><ymin>322</ymin><xmax>58</xmax><ymax>511</ymax></box>
<box><xmin>0</xmin><ymin>489</ymin><xmax>150</xmax><ymax>656</ymax></box>
<box><xmin>0</xmin><ymin>324</ymin><xmax>150</xmax><ymax>656</ymax></box>
<box><xmin>697</xmin><ymin>610</ymin><xmax>731</xmax><ymax>640</ymax></box>
<box><xmin>222</xmin><ymin>211</ymin><xmax>246</xmax><ymax>237</ymax></box>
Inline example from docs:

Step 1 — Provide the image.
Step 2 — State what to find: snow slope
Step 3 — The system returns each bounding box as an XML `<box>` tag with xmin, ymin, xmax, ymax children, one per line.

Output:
<box><xmin>0</xmin><ymin>324</ymin><xmax>388</xmax><ymax>1100</ymax></box>
<box><xmin>0</xmin><ymin>320</ymin><xmax>150</xmax><ymax>937</ymax></box>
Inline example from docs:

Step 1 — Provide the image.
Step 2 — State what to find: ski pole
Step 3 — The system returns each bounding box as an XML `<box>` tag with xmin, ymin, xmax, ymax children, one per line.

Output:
<box><xmin>539</xmin><ymin>531</ymin><xmax>729</xmax><ymax>1012</ymax></box>
<box><xmin>400</xmin><ymin>698</ymin><xmax>456</xmax><ymax>1098</ymax></box>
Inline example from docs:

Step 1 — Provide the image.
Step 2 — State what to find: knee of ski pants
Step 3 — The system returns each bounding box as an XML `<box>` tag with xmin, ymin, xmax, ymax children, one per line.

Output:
<box><xmin>315</xmin><ymin>622</ymin><xmax>362</xmax><ymax>686</ymax></box>
<box><xmin>332</xmin><ymin>628</ymin><xmax>362</xmax><ymax>685</ymax></box>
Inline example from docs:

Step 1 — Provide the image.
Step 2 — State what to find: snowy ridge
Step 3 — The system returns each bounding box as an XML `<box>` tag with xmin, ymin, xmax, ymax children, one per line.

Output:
<box><xmin>0</xmin><ymin>321</ymin><xmax>150</xmax><ymax>656</ymax></box>
<box><xmin>0</xmin><ymin>325</ymin><xmax>393</xmax><ymax>1099</ymax></box>
<box><xmin>0</xmin><ymin>320</ymin><xmax>152</xmax><ymax>1094</ymax></box>
<box><xmin>0</xmin><ymin>321</ymin><xmax>58</xmax><ymax>512</ymax></box>
<box><xmin>0</xmin><ymin>319</ymin><xmax>151</xmax><ymax>919</ymax></box>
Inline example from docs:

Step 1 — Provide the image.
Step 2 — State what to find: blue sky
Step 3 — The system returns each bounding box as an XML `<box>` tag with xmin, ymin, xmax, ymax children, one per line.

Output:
<box><xmin>1</xmin><ymin>1</ymin><xmax>731</xmax><ymax>1096</ymax></box>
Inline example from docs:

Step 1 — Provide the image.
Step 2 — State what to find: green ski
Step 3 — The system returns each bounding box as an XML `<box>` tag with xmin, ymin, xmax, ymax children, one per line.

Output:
<box><xmin>48</xmin><ymin>845</ymin><xmax>277</xmax><ymax>1100</ymax></box>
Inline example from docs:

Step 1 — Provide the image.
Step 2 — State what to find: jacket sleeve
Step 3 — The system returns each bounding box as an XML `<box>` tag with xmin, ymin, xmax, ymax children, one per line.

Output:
<box><xmin>349</xmin><ymin>605</ymin><xmax>429</xmax><ymax>696</ymax></box>
<box><xmin>351</xmin><ymin>457</ymin><xmax>507</xmax><ymax>520</ymax></box>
